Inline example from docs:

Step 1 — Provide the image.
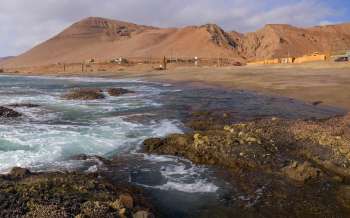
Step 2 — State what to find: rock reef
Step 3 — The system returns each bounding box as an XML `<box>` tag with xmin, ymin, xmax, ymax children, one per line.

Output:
<box><xmin>63</xmin><ymin>88</ymin><xmax>105</xmax><ymax>100</ymax></box>
<box><xmin>7</xmin><ymin>103</ymin><xmax>40</xmax><ymax>108</ymax></box>
<box><xmin>0</xmin><ymin>168</ymin><xmax>154</xmax><ymax>218</ymax></box>
<box><xmin>144</xmin><ymin>112</ymin><xmax>350</xmax><ymax>217</ymax></box>
<box><xmin>63</xmin><ymin>88</ymin><xmax>134</xmax><ymax>100</ymax></box>
<box><xmin>0</xmin><ymin>106</ymin><xmax>22</xmax><ymax>118</ymax></box>
<box><xmin>108</xmin><ymin>88</ymin><xmax>134</xmax><ymax>97</ymax></box>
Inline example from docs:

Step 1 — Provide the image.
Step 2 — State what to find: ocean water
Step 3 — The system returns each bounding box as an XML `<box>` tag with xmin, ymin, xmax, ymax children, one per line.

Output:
<box><xmin>0</xmin><ymin>75</ymin><xmax>345</xmax><ymax>217</ymax></box>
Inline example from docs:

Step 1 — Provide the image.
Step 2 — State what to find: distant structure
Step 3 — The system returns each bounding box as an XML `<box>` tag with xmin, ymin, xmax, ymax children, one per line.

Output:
<box><xmin>163</xmin><ymin>56</ymin><xmax>167</xmax><ymax>70</ymax></box>
<box><xmin>248</xmin><ymin>52</ymin><xmax>329</xmax><ymax>65</ymax></box>
<box><xmin>111</xmin><ymin>57</ymin><xmax>128</xmax><ymax>64</ymax></box>
<box><xmin>294</xmin><ymin>52</ymin><xmax>327</xmax><ymax>64</ymax></box>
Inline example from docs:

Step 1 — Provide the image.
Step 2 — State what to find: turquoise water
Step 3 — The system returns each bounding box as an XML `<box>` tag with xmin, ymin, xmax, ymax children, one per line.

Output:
<box><xmin>0</xmin><ymin>75</ymin><xmax>183</xmax><ymax>173</ymax></box>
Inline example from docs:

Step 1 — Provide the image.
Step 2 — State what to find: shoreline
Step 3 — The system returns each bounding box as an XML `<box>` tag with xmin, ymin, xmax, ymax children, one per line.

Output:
<box><xmin>2</xmin><ymin>62</ymin><xmax>350</xmax><ymax>111</ymax></box>
<box><xmin>1</xmin><ymin>72</ymin><xmax>350</xmax><ymax>217</ymax></box>
<box><xmin>144</xmin><ymin>111</ymin><xmax>350</xmax><ymax>217</ymax></box>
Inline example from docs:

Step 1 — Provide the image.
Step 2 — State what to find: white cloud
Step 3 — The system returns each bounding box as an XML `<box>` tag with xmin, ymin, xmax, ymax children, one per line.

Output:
<box><xmin>0</xmin><ymin>0</ymin><xmax>336</xmax><ymax>56</ymax></box>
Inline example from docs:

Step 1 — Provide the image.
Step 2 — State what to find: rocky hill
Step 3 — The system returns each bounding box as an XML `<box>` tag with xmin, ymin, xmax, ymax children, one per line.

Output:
<box><xmin>237</xmin><ymin>23</ymin><xmax>350</xmax><ymax>60</ymax></box>
<box><xmin>0</xmin><ymin>56</ymin><xmax>14</xmax><ymax>63</ymax></box>
<box><xmin>1</xmin><ymin>17</ymin><xmax>350</xmax><ymax>67</ymax></box>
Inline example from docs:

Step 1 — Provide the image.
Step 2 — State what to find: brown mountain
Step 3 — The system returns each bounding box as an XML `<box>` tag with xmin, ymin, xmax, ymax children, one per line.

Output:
<box><xmin>236</xmin><ymin>23</ymin><xmax>350</xmax><ymax>60</ymax></box>
<box><xmin>2</xmin><ymin>17</ymin><xmax>350</xmax><ymax>67</ymax></box>
<box><xmin>0</xmin><ymin>56</ymin><xmax>14</xmax><ymax>63</ymax></box>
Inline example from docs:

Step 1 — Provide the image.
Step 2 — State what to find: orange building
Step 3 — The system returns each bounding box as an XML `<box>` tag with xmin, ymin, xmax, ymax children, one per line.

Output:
<box><xmin>294</xmin><ymin>52</ymin><xmax>327</xmax><ymax>64</ymax></box>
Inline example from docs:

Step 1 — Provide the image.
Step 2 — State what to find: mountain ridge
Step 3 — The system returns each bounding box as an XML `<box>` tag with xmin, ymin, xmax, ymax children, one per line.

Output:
<box><xmin>2</xmin><ymin>17</ymin><xmax>350</xmax><ymax>67</ymax></box>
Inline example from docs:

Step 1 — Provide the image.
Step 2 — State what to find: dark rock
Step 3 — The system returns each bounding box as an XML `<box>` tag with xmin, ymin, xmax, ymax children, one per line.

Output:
<box><xmin>337</xmin><ymin>185</ymin><xmax>350</xmax><ymax>209</ymax></box>
<box><xmin>0</xmin><ymin>106</ymin><xmax>22</xmax><ymax>118</ymax></box>
<box><xmin>282</xmin><ymin>161</ymin><xmax>322</xmax><ymax>184</ymax></box>
<box><xmin>143</xmin><ymin>138</ymin><xmax>163</xmax><ymax>152</ymax></box>
<box><xmin>69</xmin><ymin>154</ymin><xmax>112</xmax><ymax>165</ymax></box>
<box><xmin>187</xmin><ymin>111</ymin><xmax>234</xmax><ymax>131</ymax></box>
<box><xmin>62</xmin><ymin>88</ymin><xmax>105</xmax><ymax>100</ymax></box>
<box><xmin>107</xmin><ymin>88</ymin><xmax>134</xmax><ymax>96</ymax></box>
<box><xmin>0</xmin><ymin>191</ymin><xmax>26</xmax><ymax>217</ymax></box>
<box><xmin>312</xmin><ymin>101</ymin><xmax>323</xmax><ymax>106</ymax></box>
<box><xmin>9</xmin><ymin>167</ymin><xmax>31</xmax><ymax>178</ymax></box>
<box><xmin>7</xmin><ymin>103</ymin><xmax>40</xmax><ymax>108</ymax></box>
<box><xmin>144</xmin><ymin>134</ymin><xmax>191</xmax><ymax>155</ymax></box>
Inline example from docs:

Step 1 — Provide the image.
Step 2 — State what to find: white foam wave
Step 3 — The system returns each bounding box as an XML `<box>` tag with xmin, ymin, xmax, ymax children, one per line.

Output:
<box><xmin>140</xmin><ymin>154</ymin><xmax>219</xmax><ymax>193</ymax></box>
<box><xmin>154</xmin><ymin>180</ymin><xmax>219</xmax><ymax>193</ymax></box>
<box><xmin>151</xmin><ymin>120</ymin><xmax>183</xmax><ymax>137</ymax></box>
<box><xmin>0</xmin><ymin>117</ymin><xmax>183</xmax><ymax>173</ymax></box>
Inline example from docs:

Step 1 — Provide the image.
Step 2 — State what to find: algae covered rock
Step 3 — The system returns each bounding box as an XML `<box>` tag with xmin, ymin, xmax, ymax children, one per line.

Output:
<box><xmin>107</xmin><ymin>88</ymin><xmax>134</xmax><ymax>96</ymax></box>
<box><xmin>143</xmin><ymin>138</ymin><xmax>163</xmax><ymax>152</ymax></box>
<box><xmin>0</xmin><ymin>168</ymin><xmax>153</xmax><ymax>218</ymax></box>
<box><xmin>282</xmin><ymin>161</ymin><xmax>322</xmax><ymax>184</ymax></box>
<box><xmin>63</xmin><ymin>88</ymin><xmax>105</xmax><ymax>100</ymax></box>
<box><xmin>144</xmin><ymin>134</ymin><xmax>192</xmax><ymax>157</ymax></box>
<box><xmin>9</xmin><ymin>167</ymin><xmax>31</xmax><ymax>179</ymax></box>
<box><xmin>143</xmin><ymin>111</ymin><xmax>350</xmax><ymax>217</ymax></box>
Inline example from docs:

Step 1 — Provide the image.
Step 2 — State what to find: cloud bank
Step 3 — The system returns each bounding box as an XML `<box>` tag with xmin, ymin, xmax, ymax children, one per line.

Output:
<box><xmin>0</xmin><ymin>0</ymin><xmax>343</xmax><ymax>56</ymax></box>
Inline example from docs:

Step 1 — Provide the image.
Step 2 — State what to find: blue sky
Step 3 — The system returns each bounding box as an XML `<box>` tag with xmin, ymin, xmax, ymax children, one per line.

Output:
<box><xmin>322</xmin><ymin>0</ymin><xmax>350</xmax><ymax>23</ymax></box>
<box><xmin>0</xmin><ymin>0</ymin><xmax>349</xmax><ymax>57</ymax></box>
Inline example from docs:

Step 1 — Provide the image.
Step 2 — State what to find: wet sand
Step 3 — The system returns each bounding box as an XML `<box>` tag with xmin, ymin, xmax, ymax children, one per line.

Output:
<box><xmin>120</xmin><ymin>62</ymin><xmax>350</xmax><ymax>110</ymax></box>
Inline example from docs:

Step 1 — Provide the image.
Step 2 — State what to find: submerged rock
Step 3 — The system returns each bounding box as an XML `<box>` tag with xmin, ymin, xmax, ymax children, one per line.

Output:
<box><xmin>143</xmin><ymin>138</ymin><xmax>163</xmax><ymax>152</ymax></box>
<box><xmin>0</xmin><ymin>106</ymin><xmax>22</xmax><ymax>118</ymax></box>
<box><xmin>133</xmin><ymin>210</ymin><xmax>154</xmax><ymax>218</ymax></box>
<box><xmin>63</xmin><ymin>88</ymin><xmax>105</xmax><ymax>100</ymax></box>
<box><xmin>107</xmin><ymin>88</ymin><xmax>134</xmax><ymax>96</ymax></box>
<box><xmin>7</xmin><ymin>103</ymin><xmax>40</xmax><ymax>108</ymax></box>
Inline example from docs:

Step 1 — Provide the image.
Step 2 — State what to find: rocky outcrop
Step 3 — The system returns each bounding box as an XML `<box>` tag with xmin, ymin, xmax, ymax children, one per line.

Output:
<box><xmin>9</xmin><ymin>167</ymin><xmax>32</xmax><ymax>179</ymax></box>
<box><xmin>7</xmin><ymin>103</ymin><xmax>40</xmax><ymax>108</ymax></box>
<box><xmin>144</xmin><ymin>112</ymin><xmax>350</xmax><ymax>216</ymax></box>
<box><xmin>62</xmin><ymin>88</ymin><xmax>134</xmax><ymax>100</ymax></box>
<box><xmin>63</xmin><ymin>88</ymin><xmax>105</xmax><ymax>100</ymax></box>
<box><xmin>0</xmin><ymin>106</ymin><xmax>22</xmax><ymax>118</ymax></box>
<box><xmin>282</xmin><ymin>161</ymin><xmax>322</xmax><ymax>184</ymax></box>
<box><xmin>202</xmin><ymin>24</ymin><xmax>238</xmax><ymax>48</ymax></box>
<box><xmin>0</xmin><ymin>168</ymin><xmax>154</xmax><ymax>218</ymax></box>
<box><xmin>107</xmin><ymin>88</ymin><xmax>134</xmax><ymax>96</ymax></box>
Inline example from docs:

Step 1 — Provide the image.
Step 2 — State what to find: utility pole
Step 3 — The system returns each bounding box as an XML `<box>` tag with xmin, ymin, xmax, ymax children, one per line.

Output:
<box><xmin>163</xmin><ymin>56</ymin><xmax>167</xmax><ymax>70</ymax></box>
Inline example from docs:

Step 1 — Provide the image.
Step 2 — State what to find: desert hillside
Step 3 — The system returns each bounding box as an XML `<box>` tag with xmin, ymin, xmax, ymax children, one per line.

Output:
<box><xmin>0</xmin><ymin>56</ymin><xmax>14</xmax><ymax>63</ymax></box>
<box><xmin>2</xmin><ymin>17</ymin><xmax>350</xmax><ymax>67</ymax></box>
<box><xmin>237</xmin><ymin>23</ymin><xmax>350</xmax><ymax>59</ymax></box>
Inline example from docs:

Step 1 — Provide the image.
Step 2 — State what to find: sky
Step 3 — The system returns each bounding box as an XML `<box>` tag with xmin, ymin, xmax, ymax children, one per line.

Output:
<box><xmin>0</xmin><ymin>0</ymin><xmax>349</xmax><ymax>57</ymax></box>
